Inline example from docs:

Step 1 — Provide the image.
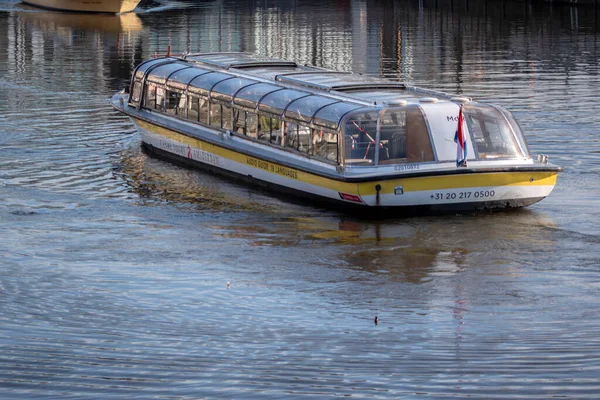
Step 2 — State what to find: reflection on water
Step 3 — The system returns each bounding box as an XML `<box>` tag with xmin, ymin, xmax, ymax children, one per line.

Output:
<box><xmin>0</xmin><ymin>0</ymin><xmax>600</xmax><ymax>398</ymax></box>
<box><xmin>16</xmin><ymin>5</ymin><xmax>143</xmax><ymax>32</ymax></box>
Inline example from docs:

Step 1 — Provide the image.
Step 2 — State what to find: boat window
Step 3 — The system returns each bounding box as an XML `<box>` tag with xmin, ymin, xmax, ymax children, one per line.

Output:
<box><xmin>156</xmin><ymin>87</ymin><xmax>166</xmax><ymax>111</ymax></box>
<box><xmin>379</xmin><ymin>109</ymin><xmax>406</xmax><ymax>162</ymax></box>
<box><xmin>147</xmin><ymin>63</ymin><xmax>189</xmax><ymax>85</ymax></box>
<box><xmin>232</xmin><ymin>109</ymin><xmax>245</xmax><ymax>134</ymax></box>
<box><xmin>131</xmin><ymin>81</ymin><xmax>142</xmax><ymax>103</ymax></box>
<box><xmin>189</xmin><ymin>72</ymin><xmax>232</xmax><ymax>96</ymax></box>
<box><xmin>313</xmin><ymin>129</ymin><xmax>338</xmax><ymax>162</ymax></box>
<box><xmin>343</xmin><ymin>111</ymin><xmax>378</xmax><ymax>164</ymax></box>
<box><xmin>246</xmin><ymin>112</ymin><xmax>258</xmax><ymax>139</ymax></box>
<box><xmin>222</xmin><ymin>105</ymin><xmax>233</xmax><ymax>130</ymax></box>
<box><xmin>494</xmin><ymin>105</ymin><xmax>531</xmax><ymax>157</ymax></box>
<box><xmin>285</xmin><ymin>96</ymin><xmax>339</xmax><ymax>123</ymax></box>
<box><xmin>404</xmin><ymin>106</ymin><xmax>434</xmax><ymax>162</ymax></box>
<box><xmin>211</xmin><ymin>78</ymin><xmax>257</xmax><ymax>103</ymax></box>
<box><xmin>378</xmin><ymin>106</ymin><xmax>434</xmax><ymax>164</ymax></box>
<box><xmin>258</xmin><ymin>115</ymin><xmax>272</xmax><ymax>142</ymax></box>
<box><xmin>258</xmin><ymin>89</ymin><xmax>309</xmax><ymax>116</ymax></box>
<box><xmin>234</xmin><ymin>83</ymin><xmax>281</xmax><ymax>109</ymax></box>
<box><xmin>166</xmin><ymin>90</ymin><xmax>185</xmax><ymax>116</ymax></box>
<box><xmin>271</xmin><ymin>118</ymin><xmax>283</xmax><ymax>145</ymax></box>
<box><xmin>199</xmin><ymin>97</ymin><xmax>209</xmax><ymax>124</ymax></box>
<box><xmin>210</xmin><ymin>103</ymin><xmax>222</xmax><ymax>127</ymax></box>
<box><xmin>286</xmin><ymin>122</ymin><xmax>312</xmax><ymax>153</ymax></box>
<box><xmin>188</xmin><ymin>96</ymin><xmax>199</xmax><ymax>121</ymax></box>
<box><xmin>313</xmin><ymin>102</ymin><xmax>364</xmax><ymax>129</ymax></box>
<box><xmin>144</xmin><ymin>83</ymin><xmax>156</xmax><ymax>109</ymax></box>
<box><xmin>343</xmin><ymin>106</ymin><xmax>434</xmax><ymax>165</ymax></box>
<box><xmin>463</xmin><ymin>104</ymin><xmax>522</xmax><ymax>159</ymax></box>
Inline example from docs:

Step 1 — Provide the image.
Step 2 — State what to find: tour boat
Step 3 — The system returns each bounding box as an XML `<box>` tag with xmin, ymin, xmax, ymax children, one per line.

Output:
<box><xmin>111</xmin><ymin>52</ymin><xmax>561</xmax><ymax>214</ymax></box>
<box><xmin>21</xmin><ymin>0</ymin><xmax>141</xmax><ymax>13</ymax></box>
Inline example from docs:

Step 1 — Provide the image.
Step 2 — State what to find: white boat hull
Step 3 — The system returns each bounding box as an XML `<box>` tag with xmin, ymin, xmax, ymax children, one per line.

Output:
<box><xmin>22</xmin><ymin>0</ymin><xmax>141</xmax><ymax>13</ymax></box>
<box><xmin>130</xmin><ymin>114</ymin><xmax>558</xmax><ymax>213</ymax></box>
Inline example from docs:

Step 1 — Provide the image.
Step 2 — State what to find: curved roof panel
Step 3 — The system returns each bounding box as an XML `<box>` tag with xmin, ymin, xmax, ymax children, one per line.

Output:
<box><xmin>134</xmin><ymin>57</ymin><xmax>177</xmax><ymax>80</ymax></box>
<box><xmin>211</xmin><ymin>77</ymin><xmax>258</xmax><ymax>102</ymax></box>
<box><xmin>233</xmin><ymin>83</ymin><xmax>281</xmax><ymax>109</ymax></box>
<box><xmin>188</xmin><ymin>72</ymin><xmax>232</xmax><ymax>96</ymax></box>
<box><xmin>146</xmin><ymin>62</ymin><xmax>189</xmax><ymax>84</ymax></box>
<box><xmin>313</xmin><ymin>102</ymin><xmax>366</xmax><ymax>129</ymax></box>
<box><xmin>167</xmin><ymin>67</ymin><xmax>212</xmax><ymax>90</ymax></box>
<box><xmin>258</xmin><ymin>89</ymin><xmax>310</xmax><ymax>116</ymax></box>
<box><xmin>284</xmin><ymin>96</ymin><xmax>339</xmax><ymax>124</ymax></box>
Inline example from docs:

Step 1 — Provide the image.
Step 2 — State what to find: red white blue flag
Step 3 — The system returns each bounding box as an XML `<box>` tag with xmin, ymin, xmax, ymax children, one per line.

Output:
<box><xmin>454</xmin><ymin>105</ymin><xmax>467</xmax><ymax>167</ymax></box>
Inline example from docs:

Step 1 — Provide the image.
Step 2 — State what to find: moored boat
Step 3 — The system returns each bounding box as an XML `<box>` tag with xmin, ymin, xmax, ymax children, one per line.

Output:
<box><xmin>21</xmin><ymin>0</ymin><xmax>141</xmax><ymax>13</ymax></box>
<box><xmin>111</xmin><ymin>52</ymin><xmax>561</xmax><ymax>214</ymax></box>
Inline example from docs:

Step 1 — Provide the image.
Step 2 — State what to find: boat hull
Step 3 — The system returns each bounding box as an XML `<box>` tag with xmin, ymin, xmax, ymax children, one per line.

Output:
<box><xmin>21</xmin><ymin>0</ymin><xmax>141</xmax><ymax>13</ymax></box>
<box><xmin>130</xmin><ymin>115</ymin><xmax>559</xmax><ymax>214</ymax></box>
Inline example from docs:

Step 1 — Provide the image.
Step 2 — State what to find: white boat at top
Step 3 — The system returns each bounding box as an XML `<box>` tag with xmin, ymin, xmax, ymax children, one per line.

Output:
<box><xmin>111</xmin><ymin>52</ymin><xmax>561</xmax><ymax>215</ymax></box>
<box><xmin>21</xmin><ymin>0</ymin><xmax>141</xmax><ymax>13</ymax></box>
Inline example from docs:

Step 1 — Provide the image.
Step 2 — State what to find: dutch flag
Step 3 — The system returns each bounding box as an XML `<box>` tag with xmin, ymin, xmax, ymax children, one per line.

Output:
<box><xmin>454</xmin><ymin>105</ymin><xmax>467</xmax><ymax>167</ymax></box>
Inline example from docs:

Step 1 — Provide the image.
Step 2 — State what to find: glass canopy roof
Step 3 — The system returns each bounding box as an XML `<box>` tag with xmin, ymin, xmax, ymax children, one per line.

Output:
<box><xmin>145</xmin><ymin>62</ymin><xmax>189</xmax><ymax>84</ymax></box>
<box><xmin>134</xmin><ymin>57</ymin><xmax>177</xmax><ymax>79</ymax></box>
<box><xmin>140</xmin><ymin>58</ymin><xmax>384</xmax><ymax>129</ymax></box>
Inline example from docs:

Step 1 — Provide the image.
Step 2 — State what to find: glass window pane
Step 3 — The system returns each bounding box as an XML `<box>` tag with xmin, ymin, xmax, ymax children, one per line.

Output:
<box><xmin>222</xmin><ymin>106</ymin><xmax>233</xmax><ymax>130</ymax></box>
<box><xmin>286</xmin><ymin>123</ymin><xmax>299</xmax><ymax>150</ymax></box>
<box><xmin>258</xmin><ymin>115</ymin><xmax>272</xmax><ymax>142</ymax></box>
<box><xmin>210</xmin><ymin>103</ymin><xmax>221</xmax><ymax>127</ymax></box>
<box><xmin>314</xmin><ymin>102</ymin><xmax>364</xmax><ymax>129</ymax></box>
<box><xmin>199</xmin><ymin>97</ymin><xmax>209</xmax><ymax>123</ymax></box>
<box><xmin>131</xmin><ymin>81</ymin><xmax>142</xmax><ymax>103</ymax></box>
<box><xmin>232</xmin><ymin>109</ymin><xmax>245</xmax><ymax>134</ymax></box>
<box><xmin>246</xmin><ymin>113</ymin><xmax>258</xmax><ymax>139</ymax></box>
<box><xmin>188</xmin><ymin>96</ymin><xmax>199</xmax><ymax>121</ymax></box>
<box><xmin>212</xmin><ymin>78</ymin><xmax>257</xmax><ymax>102</ymax></box>
<box><xmin>379</xmin><ymin>109</ymin><xmax>406</xmax><ymax>162</ymax></box>
<box><xmin>258</xmin><ymin>89</ymin><xmax>309</xmax><ymax>116</ymax></box>
<box><xmin>313</xmin><ymin>129</ymin><xmax>338</xmax><ymax>162</ymax></box>
<box><xmin>144</xmin><ymin>83</ymin><xmax>156</xmax><ymax>109</ymax></box>
<box><xmin>285</xmin><ymin>96</ymin><xmax>338</xmax><ymax>123</ymax></box>
<box><xmin>165</xmin><ymin>91</ymin><xmax>181</xmax><ymax>115</ymax></box>
<box><xmin>156</xmin><ymin>87</ymin><xmax>166</xmax><ymax>111</ymax></box>
<box><xmin>271</xmin><ymin>118</ymin><xmax>282</xmax><ymax>145</ymax></box>
<box><xmin>298</xmin><ymin>125</ymin><xmax>311</xmax><ymax>153</ymax></box>
<box><xmin>234</xmin><ymin>83</ymin><xmax>281</xmax><ymax>109</ymax></box>
<box><xmin>495</xmin><ymin>105</ymin><xmax>531</xmax><ymax>157</ymax></box>
<box><xmin>464</xmin><ymin>104</ymin><xmax>522</xmax><ymax>159</ymax></box>
<box><xmin>343</xmin><ymin>111</ymin><xmax>378</xmax><ymax>164</ymax></box>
